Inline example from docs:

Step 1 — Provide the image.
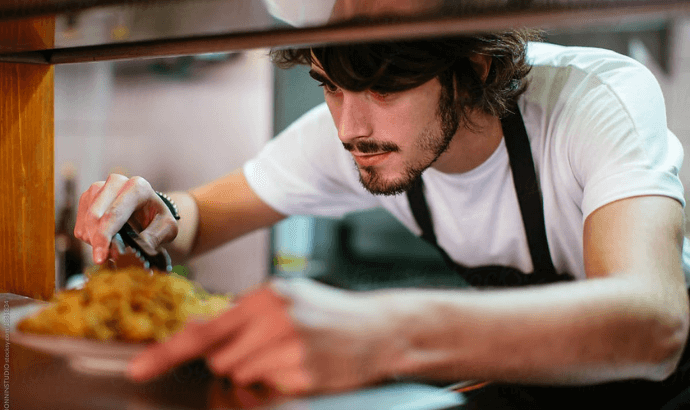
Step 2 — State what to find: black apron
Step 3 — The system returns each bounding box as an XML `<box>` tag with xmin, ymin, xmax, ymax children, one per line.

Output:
<box><xmin>406</xmin><ymin>106</ymin><xmax>574</xmax><ymax>288</ymax></box>
<box><xmin>405</xmin><ymin>108</ymin><xmax>690</xmax><ymax>408</ymax></box>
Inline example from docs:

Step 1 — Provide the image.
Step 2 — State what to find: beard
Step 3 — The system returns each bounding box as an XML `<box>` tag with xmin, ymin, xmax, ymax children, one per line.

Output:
<box><xmin>349</xmin><ymin>86</ymin><xmax>460</xmax><ymax>196</ymax></box>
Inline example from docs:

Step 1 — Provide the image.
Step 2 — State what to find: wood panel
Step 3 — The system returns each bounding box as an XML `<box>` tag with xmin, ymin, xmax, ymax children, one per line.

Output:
<box><xmin>0</xmin><ymin>16</ymin><xmax>55</xmax><ymax>300</ymax></box>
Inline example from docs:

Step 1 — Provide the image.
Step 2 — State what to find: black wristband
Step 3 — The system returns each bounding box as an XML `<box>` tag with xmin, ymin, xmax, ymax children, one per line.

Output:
<box><xmin>156</xmin><ymin>191</ymin><xmax>180</xmax><ymax>220</ymax></box>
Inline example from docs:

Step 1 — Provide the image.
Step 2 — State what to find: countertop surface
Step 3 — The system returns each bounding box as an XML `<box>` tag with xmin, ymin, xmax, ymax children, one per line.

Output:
<box><xmin>2</xmin><ymin>293</ymin><xmax>467</xmax><ymax>410</ymax></box>
<box><xmin>5</xmin><ymin>292</ymin><xmax>689</xmax><ymax>409</ymax></box>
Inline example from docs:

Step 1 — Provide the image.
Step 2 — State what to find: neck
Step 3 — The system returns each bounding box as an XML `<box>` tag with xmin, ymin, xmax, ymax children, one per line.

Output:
<box><xmin>431</xmin><ymin>110</ymin><xmax>504</xmax><ymax>174</ymax></box>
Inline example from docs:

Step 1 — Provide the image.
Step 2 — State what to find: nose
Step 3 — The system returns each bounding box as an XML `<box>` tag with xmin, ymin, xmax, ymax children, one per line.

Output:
<box><xmin>335</xmin><ymin>92</ymin><xmax>373</xmax><ymax>144</ymax></box>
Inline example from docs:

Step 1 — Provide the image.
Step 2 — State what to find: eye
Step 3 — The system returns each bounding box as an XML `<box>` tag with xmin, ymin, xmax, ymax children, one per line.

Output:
<box><xmin>318</xmin><ymin>82</ymin><xmax>339</xmax><ymax>94</ymax></box>
<box><xmin>370</xmin><ymin>90</ymin><xmax>391</xmax><ymax>101</ymax></box>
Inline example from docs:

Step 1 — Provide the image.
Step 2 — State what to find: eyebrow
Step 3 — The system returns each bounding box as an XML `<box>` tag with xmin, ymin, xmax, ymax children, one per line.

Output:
<box><xmin>308</xmin><ymin>69</ymin><xmax>333</xmax><ymax>86</ymax></box>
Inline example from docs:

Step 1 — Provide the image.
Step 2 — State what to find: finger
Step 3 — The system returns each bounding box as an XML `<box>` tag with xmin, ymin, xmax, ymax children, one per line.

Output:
<box><xmin>206</xmin><ymin>312</ymin><xmax>294</xmax><ymax>375</ymax></box>
<box><xmin>127</xmin><ymin>322</ymin><xmax>217</xmax><ymax>382</ymax></box>
<box><xmin>92</xmin><ymin>176</ymin><xmax>157</xmax><ymax>263</ymax></box>
<box><xmin>127</xmin><ymin>306</ymin><xmax>249</xmax><ymax>382</ymax></box>
<box><xmin>238</xmin><ymin>284</ymin><xmax>290</xmax><ymax>315</ymax></box>
<box><xmin>74</xmin><ymin>180</ymin><xmax>105</xmax><ymax>241</ymax></box>
<box><xmin>138</xmin><ymin>212</ymin><xmax>179</xmax><ymax>251</ymax></box>
<box><xmin>85</xmin><ymin>175</ymin><xmax>130</xmax><ymax>263</ymax></box>
<box><xmin>231</xmin><ymin>337</ymin><xmax>306</xmax><ymax>386</ymax></box>
<box><xmin>128</xmin><ymin>287</ymin><xmax>286</xmax><ymax>382</ymax></box>
<box><xmin>88</xmin><ymin>174</ymin><xmax>129</xmax><ymax>221</ymax></box>
<box><xmin>266</xmin><ymin>366</ymin><xmax>313</xmax><ymax>395</ymax></box>
<box><xmin>206</xmin><ymin>287</ymin><xmax>293</xmax><ymax>373</ymax></box>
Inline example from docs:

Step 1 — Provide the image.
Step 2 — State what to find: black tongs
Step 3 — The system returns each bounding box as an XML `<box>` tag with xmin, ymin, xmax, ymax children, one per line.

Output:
<box><xmin>110</xmin><ymin>191</ymin><xmax>180</xmax><ymax>272</ymax></box>
<box><xmin>112</xmin><ymin>223</ymin><xmax>172</xmax><ymax>272</ymax></box>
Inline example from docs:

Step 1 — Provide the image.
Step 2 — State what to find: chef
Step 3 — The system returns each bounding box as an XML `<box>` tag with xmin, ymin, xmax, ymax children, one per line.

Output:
<box><xmin>74</xmin><ymin>0</ymin><xmax>690</xmax><ymax>406</ymax></box>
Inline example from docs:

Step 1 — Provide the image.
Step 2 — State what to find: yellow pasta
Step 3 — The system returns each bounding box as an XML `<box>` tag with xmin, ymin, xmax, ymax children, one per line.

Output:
<box><xmin>17</xmin><ymin>267</ymin><xmax>232</xmax><ymax>343</ymax></box>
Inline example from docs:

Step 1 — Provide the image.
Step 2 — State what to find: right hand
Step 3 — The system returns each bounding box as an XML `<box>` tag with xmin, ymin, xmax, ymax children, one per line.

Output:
<box><xmin>74</xmin><ymin>174</ymin><xmax>179</xmax><ymax>265</ymax></box>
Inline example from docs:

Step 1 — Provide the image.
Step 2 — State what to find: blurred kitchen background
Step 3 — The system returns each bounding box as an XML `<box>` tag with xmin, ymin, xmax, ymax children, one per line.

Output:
<box><xmin>52</xmin><ymin>1</ymin><xmax>690</xmax><ymax>294</ymax></box>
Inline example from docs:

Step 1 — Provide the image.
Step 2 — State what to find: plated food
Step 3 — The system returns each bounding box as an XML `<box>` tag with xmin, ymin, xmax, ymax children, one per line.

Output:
<box><xmin>17</xmin><ymin>267</ymin><xmax>232</xmax><ymax>343</ymax></box>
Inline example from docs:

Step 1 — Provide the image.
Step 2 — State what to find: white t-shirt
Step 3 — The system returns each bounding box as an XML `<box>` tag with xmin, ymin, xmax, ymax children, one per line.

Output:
<box><xmin>244</xmin><ymin>42</ymin><xmax>689</xmax><ymax>284</ymax></box>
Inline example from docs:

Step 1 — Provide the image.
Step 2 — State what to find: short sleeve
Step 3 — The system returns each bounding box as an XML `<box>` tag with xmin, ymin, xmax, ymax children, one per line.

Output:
<box><xmin>564</xmin><ymin>58</ymin><xmax>685</xmax><ymax>222</ymax></box>
<box><xmin>243</xmin><ymin>103</ymin><xmax>379</xmax><ymax>217</ymax></box>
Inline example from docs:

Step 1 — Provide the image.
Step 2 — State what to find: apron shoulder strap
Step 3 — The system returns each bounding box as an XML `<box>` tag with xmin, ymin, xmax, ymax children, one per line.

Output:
<box><xmin>501</xmin><ymin>109</ymin><xmax>557</xmax><ymax>277</ymax></box>
<box><xmin>407</xmin><ymin>177</ymin><xmax>437</xmax><ymax>246</ymax></box>
<box><xmin>407</xmin><ymin>177</ymin><xmax>459</xmax><ymax>269</ymax></box>
<box><xmin>405</xmin><ymin>108</ymin><xmax>561</xmax><ymax>280</ymax></box>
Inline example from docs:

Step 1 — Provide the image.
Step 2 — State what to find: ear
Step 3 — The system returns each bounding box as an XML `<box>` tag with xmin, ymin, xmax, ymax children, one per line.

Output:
<box><xmin>468</xmin><ymin>54</ymin><xmax>492</xmax><ymax>83</ymax></box>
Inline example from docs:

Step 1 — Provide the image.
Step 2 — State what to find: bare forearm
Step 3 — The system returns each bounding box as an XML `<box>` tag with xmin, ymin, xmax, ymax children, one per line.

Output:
<box><xmin>165</xmin><ymin>191</ymin><xmax>200</xmax><ymax>260</ymax></box>
<box><xmin>166</xmin><ymin>170</ymin><xmax>286</xmax><ymax>259</ymax></box>
<box><xmin>383</xmin><ymin>277</ymin><xmax>689</xmax><ymax>385</ymax></box>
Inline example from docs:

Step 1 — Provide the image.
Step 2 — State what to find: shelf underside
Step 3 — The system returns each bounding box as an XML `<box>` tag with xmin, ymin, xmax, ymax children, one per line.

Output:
<box><xmin>0</xmin><ymin>0</ymin><xmax>688</xmax><ymax>64</ymax></box>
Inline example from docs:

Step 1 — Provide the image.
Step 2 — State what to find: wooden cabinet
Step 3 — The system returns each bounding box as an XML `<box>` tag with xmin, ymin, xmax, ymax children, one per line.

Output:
<box><xmin>1</xmin><ymin>16</ymin><xmax>55</xmax><ymax>299</ymax></box>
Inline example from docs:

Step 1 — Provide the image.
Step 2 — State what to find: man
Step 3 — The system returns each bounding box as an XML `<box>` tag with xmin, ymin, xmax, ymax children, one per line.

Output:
<box><xmin>74</xmin><ymin>1</ymin><xmax>690</xmax><ymax>406</ymax></box>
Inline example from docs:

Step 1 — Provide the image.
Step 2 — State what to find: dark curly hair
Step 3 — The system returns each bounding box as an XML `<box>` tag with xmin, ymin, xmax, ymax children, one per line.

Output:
<box><xmin>271</xmin><ymin>29</ymin><xmax>541</xmax><ymax>127</ymax></box>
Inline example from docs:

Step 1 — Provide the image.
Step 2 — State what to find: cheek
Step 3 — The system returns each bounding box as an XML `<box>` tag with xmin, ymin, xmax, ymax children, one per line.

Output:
<box><xmin>325</xmin><ymin>99</ymin><xmax>342</xmax><ymax>130</ymax></box>
<box><xmin>375</xmin><ymin>104</ymin><xmax>431</xmax><ymax>143</ymax></box>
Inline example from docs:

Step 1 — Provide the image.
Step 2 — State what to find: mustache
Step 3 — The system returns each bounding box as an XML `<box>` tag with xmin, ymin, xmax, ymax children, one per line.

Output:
<box><xmin>342</xmin><ymin>140</ymin><xmax>399</xmax><ymax>154</ymax></box>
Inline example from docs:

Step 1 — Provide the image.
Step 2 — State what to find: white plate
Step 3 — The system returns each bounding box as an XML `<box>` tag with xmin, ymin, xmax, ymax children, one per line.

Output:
<box><xmin>8</xmin><ymin>303</ymin><xmax>149</xmax><ymax>376</ymax></box>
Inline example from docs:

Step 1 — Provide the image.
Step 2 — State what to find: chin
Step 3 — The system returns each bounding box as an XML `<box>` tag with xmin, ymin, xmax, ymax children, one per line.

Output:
<box><xmin>359</xmin><ymin>168</ymin><xmax>415</xmax><ymax>196</ymax></box>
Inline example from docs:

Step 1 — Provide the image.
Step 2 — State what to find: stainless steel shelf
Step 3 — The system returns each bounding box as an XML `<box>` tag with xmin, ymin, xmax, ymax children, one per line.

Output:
<box><xmin>1</xmin><ymin>0</ymin><xmax>689</xmax><ymax>64</ymax></box>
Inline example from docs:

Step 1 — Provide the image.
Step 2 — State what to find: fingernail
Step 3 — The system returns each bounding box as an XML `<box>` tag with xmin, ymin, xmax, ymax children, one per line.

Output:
<box><xmin>96</xmin><ymin>248</ymin><xmax>109</xmax><ymax>264</ymax></box>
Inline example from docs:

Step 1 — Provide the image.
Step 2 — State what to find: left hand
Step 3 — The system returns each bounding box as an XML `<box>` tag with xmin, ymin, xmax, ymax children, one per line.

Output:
<box><xmin>127</xmin><ymin>278</ymin><xmax>399</xmax><ymax>395</ymax></box>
